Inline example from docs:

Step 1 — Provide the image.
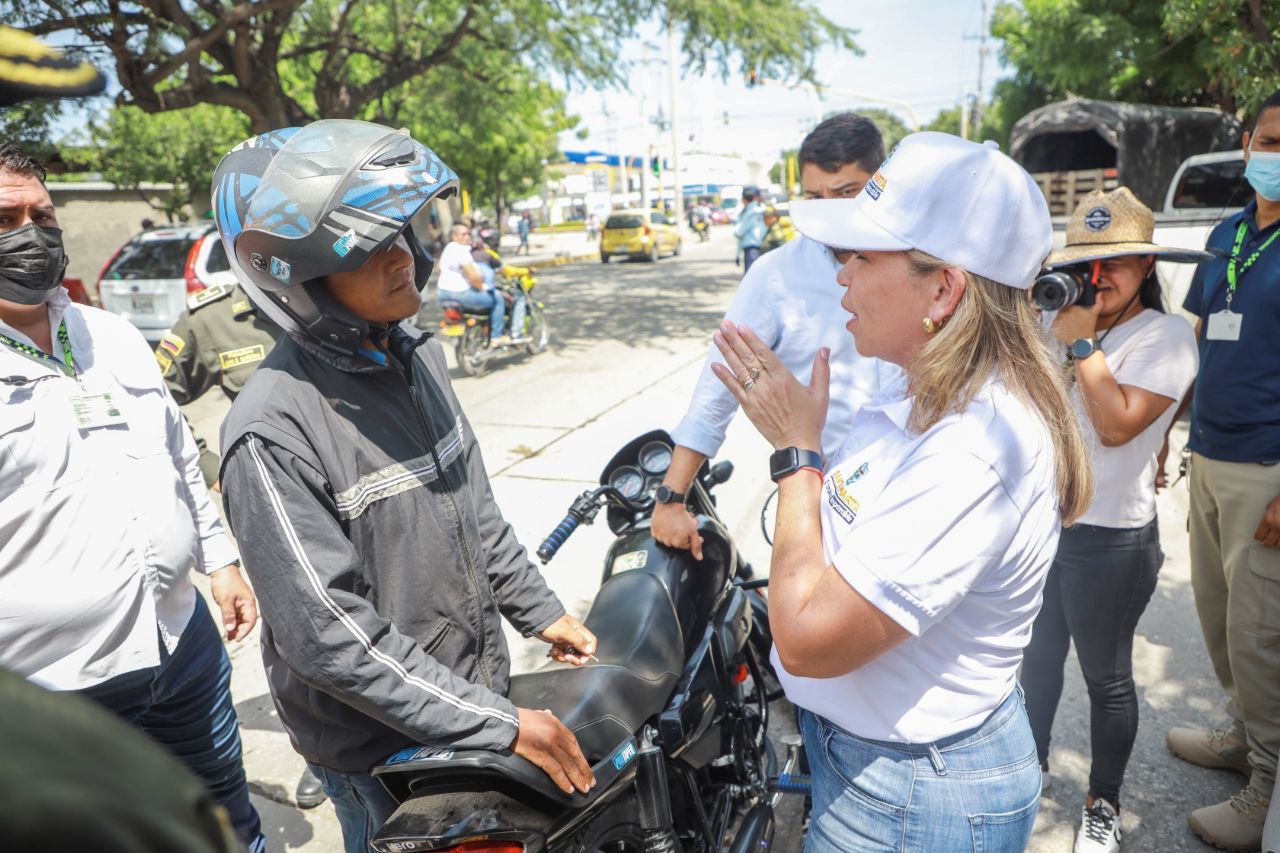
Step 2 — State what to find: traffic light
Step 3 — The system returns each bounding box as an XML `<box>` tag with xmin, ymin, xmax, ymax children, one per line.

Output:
<box><xmin>651</xmin><ymin>157</ymin><xmax>660</xmax><ymax>178</ymax></box>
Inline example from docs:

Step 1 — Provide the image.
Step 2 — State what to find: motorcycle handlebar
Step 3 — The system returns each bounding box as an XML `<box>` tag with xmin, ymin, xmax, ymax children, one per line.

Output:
<box><xmin>536</xmin><ymin>486</ymin><xmax>654</xmax><ymax>564</ymax></box>
<box><xmin>536</xmin><ymin>513</ymin><xmax>580</xmax><ymax>564</ymax></box>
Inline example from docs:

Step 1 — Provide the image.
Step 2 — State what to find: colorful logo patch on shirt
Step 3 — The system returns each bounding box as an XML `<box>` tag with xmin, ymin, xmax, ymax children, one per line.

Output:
<box><xmin>218</xmin><ymin>344</ymin><xmax>267</xmax><ymax>370</ymax></box>
<box><xmin>845</xmin><ymin>461</ymin><xmax>869</xmax><ymax>484</ymax></box>
<box><xmin>333</xmin><ymin>228</ymin><xmax>358</xmax><ymax>257</ymax></box>
<box><xmin>158</xmin><ymin>333</ymin><xmax>185</xmax><ymax>357</ymax></box>
<box><xmin>825</xmin><ymin>475</ymin><xmax>860</xmax><ymax>524</ymax></box>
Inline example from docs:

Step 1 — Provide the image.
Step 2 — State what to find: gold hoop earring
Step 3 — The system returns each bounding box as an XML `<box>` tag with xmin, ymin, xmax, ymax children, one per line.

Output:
<box><xmin>923</xmin><ymin>317</ymin><xmax>937</xmax><ymax>334</ymax></box>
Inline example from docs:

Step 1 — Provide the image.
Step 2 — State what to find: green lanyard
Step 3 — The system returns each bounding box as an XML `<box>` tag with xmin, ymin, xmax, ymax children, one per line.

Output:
<box><xmin>0</xmin><ymin>320</ymin><xmax>76</xmax><ymax>377</ymax></box>
<box><xmin>1225</xmin><ymin>220</ymin><xmax>1280</xmax><ymax>308</ymax></box>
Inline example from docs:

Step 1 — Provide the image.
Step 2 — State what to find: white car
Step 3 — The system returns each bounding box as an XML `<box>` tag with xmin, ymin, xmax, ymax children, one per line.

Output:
<box><xmin>97</xmin><ymin>223</ymin><xmax>237</xmax><ymax>343</ymax></box>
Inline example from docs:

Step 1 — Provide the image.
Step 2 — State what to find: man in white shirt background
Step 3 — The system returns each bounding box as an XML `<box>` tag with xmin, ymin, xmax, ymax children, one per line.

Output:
<box><xmin>654</xmin><ymin>112</ymin><xmax>898</xmax><ymax>557</ymax></box>
<box><xmin>0</xmin><ymin>143</ymin><xmax>265</xmax><ymax>853</ymax></box>
<box><xmin>435</xmin><ymin>221</ymin><xmax>510</xmax><ymax>345</ymax></box>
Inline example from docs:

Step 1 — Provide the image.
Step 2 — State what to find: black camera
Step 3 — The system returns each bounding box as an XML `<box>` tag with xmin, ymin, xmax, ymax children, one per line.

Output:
<box><xmin>1032</xmin><ymin>268</ymin><xmax>1096</xmax><ymax>312</ymax></box>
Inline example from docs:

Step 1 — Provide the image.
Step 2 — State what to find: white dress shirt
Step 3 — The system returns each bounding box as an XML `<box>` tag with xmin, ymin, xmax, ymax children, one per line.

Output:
<box><xmin>0</xmin><ymin>289</ymin><xmax>238</xmax><ymax>690</ymax></box>
<box><xmin>672</xmin><ymin>236</ymin><xmax>898</xmax><ymax>460</ymax></box>
<box><xmin>776</xmin><ymin>375</ymin><xmax>1062</xmax><ymax>742</ymax></box>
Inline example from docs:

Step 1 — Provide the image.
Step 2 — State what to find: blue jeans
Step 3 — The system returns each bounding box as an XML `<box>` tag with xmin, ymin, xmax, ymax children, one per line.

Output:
<box><xmin>799</xmin><ymin>688</ymin><xmax>1040</xmax><ymax>852</ymax></box>
<box><xmin>305</xmin><ymin>764</ymin><xmax>400</xmax><ymax>853</ymax></box>
<box><xmin>443</xmin><ymin>288</ymin><xmax>505</xmax><ymax>343</ymax></box>
<box><xmin>1022</xmin><ymin>519</ymin><xmax>1162</xmax><ymax>805</ymax></box>
<box><xmin>742</xmin><ymin>245</ymin><xmax>762</xmax><ymax>272</ymax></box>
<box><xmin>77</xmin><ymin>603</ymin><xmax>265</xmax><ymax>853</ymax></box>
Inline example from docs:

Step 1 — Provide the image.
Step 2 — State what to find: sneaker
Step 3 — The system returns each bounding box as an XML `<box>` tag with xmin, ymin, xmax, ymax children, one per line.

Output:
<box><xmin>1075</xmin><ymin>796</ymin><xmax>1122</xmax><ymax>852</ymax></box>
<box><xmin>489</xmin><ymin>334</ymin><xmax>512</xmax><ymax>347</ymax></box>
<box><xmin>1189</xmin><ymin>784</ymin><xmax>1270</xmax><ymax>851</ymax></box>
<box><xmin>1167</xmin><ymin>724</ymin><xmax>1251</xmax><ymax>776</ymax></box>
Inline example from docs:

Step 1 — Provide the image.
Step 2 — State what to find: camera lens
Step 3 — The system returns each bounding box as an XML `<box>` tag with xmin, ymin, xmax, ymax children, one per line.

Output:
<box><xmin>1032</xmin><ymin>271</ymin><xmax>1082</xmax><ymax>312</ymax></box>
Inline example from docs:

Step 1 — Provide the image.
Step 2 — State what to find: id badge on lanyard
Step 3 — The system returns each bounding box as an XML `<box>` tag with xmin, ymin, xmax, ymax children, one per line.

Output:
<box><xmin>1210</xmin><ymin>220</ymin><xmax>1280</xmax><ymax>340</ymax></box>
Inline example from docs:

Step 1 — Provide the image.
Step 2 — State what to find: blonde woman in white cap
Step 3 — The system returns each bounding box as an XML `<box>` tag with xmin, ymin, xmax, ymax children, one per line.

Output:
<box><xmin>1021</xmin><ymin>188</ymin><xmax>1206</xmax><ymax>853</ymax></box>
<box><xmin>710</xmin><ymin>131</ymin><xmax>1091</xmax><ymax>851</ymax></box>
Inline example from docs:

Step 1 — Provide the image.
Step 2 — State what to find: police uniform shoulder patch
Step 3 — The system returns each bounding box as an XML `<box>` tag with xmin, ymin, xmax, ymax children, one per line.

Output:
<box><xmin>230</xmin><ymin>299</ymin><xmax>253</xmax><ymax>315</ymax></box>
<box><xmin>188</xmin><ymin>284</ymin><xmax>232</xmax><ymax>311</ymax></box>
<box><xmin>218</xmin><ymin>344</ymin><xmax>267</xmax><ymax>370</ymax></box>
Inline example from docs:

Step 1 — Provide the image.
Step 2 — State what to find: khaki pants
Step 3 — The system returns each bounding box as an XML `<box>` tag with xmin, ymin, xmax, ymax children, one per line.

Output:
<box><xmin>1189</xmin><ymin>452</ymin><xmax>1280</xmax><ymax>797</ymax></box>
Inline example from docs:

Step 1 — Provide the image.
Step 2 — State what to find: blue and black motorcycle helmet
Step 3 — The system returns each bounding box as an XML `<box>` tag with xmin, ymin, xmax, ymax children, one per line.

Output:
<box><xmin>211</xmin><ymin>120</ymin><xmax>459</xmax><ymax>353</ymax></box>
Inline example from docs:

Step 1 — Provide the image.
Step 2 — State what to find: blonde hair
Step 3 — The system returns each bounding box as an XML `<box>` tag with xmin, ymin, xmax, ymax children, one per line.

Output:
<box><xmin>905</xmin><ymin>250</ymin><xmax>1093</xmax><ymax>524</ymax></box>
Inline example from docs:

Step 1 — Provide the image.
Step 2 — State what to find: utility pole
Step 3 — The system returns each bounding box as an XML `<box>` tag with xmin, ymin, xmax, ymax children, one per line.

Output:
<box><xmin>973</xmin><ymin>0</ymin><xmax>989</xmax><ymax>137</ymax></box>
<box><xmin>666</xmin><ymin>12</ymin><xmax>683</xmax><ymax>225</ymax></box>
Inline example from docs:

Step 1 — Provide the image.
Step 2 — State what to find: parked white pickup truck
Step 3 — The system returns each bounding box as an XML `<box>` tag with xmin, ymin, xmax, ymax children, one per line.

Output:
<box><xmin>1053</xmin><ymin>150</ymin><xmax>1251</xmax><ymax>321</ymax></box>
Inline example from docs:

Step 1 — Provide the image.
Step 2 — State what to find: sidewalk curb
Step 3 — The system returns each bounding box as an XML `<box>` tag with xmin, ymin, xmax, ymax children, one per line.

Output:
<box><xmin>525</xmin><ymin>251</ymin><xmax>600</xmax><ymax>271</ymax></box>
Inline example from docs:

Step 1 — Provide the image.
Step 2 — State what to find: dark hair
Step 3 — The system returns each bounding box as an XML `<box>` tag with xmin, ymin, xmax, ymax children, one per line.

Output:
<box><xmin>0</xmin><ymin>143</ymin><xmax>47</xmax><ymax>183</ymax></box>
<box><xmin>1138</xmin><ymin>268</ymin><xmax>1165</xmax><ymax>313</ymax></box>
<box><xmin>798</xmin><ymin>112</ymin><xmax>886</xmax><ymax>174</ymax></box>
<box><xmin>1251</xmin><ymin>87</ymin><xmax>1280</xmax><ymax>131</ymax></box>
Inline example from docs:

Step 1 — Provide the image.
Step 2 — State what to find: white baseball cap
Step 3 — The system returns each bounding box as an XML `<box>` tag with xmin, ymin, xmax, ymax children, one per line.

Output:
<box><xmin>789</xmin><ymin>131</ymin><xmax>1052</xmax><ymax>289</ymax></box>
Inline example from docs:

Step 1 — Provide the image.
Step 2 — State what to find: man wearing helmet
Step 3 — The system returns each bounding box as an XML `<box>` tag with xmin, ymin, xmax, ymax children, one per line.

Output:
<box><xmin>212</xmin><ymin>121</ymin><xmax>596</xmax><ymax>852</ymax></box>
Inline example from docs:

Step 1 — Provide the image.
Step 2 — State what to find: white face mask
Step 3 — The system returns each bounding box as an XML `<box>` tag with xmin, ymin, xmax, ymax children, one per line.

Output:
<box><xmin>1246</xmin><ymin>135</ymin><xmax>1280</xmax><ymax>202</ymax></box>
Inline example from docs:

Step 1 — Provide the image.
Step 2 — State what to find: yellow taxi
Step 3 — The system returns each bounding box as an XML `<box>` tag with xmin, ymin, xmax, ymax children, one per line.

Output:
<box><xmin>600</xmin><ymin>208</ymin><xmax>682</xmax><ymax>263</ymax></box>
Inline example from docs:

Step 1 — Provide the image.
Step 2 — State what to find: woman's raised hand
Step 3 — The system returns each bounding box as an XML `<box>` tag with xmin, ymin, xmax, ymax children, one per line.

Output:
<box><xmin>710</xmin><ymin>322</ymin><xmax>829</xmax><ymax>452</ymax></box>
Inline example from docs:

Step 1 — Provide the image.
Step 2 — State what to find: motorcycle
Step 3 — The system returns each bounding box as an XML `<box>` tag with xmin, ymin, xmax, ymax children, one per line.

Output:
<box><xmin>438</xmin><ymin>249</ymin><xmax>549</xmax><ymax>377</ymax></box>
<box><xmin>691</xmin><ymin>219</ymin><xmax>710</xmax><ymax>242</ymax></box>
<box><xmin>369</xmin><ymin>430</ymin><xmax>797</xmax><ymax>853</ymax></box>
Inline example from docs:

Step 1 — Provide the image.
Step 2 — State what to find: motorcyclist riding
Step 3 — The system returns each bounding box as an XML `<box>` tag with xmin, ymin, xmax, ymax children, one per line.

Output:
<box><xmin>211</xmin><ymin>120</ymin><xmax>597</xmax><ymax>853</ymax></box>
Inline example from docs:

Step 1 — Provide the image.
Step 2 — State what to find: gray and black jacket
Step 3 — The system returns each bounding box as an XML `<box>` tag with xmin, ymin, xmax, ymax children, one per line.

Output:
<box><xmin>219</xmin><ymin>324</ymin><xmax>565</xmax><ymax>773</ymax></box>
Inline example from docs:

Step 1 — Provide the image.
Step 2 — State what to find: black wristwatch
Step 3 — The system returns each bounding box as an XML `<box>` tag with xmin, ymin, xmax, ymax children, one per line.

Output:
<box><xmin>654</xmin><ymin>484</ymin><xmax>686</xmax><ymax>505</ymax></box>
<box><xmin>769</xmin><ymin>447</ymin><xmax>824</xmax><ymax>483</ymax></box>
<box><xmin>1069</xmin><ymin>337</ymin><xmax>1099</xmax><ymax>360</ymax></box>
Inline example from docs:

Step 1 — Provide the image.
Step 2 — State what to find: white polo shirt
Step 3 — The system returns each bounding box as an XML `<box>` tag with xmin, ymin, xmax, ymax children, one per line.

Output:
<box><xmin>435</xmin><ymin>240</ymin><xmax>476</xmax><ymax>294</ymax></box>
<box><xmin>672</xmin><ymin>236</ymin><xmax>899</xmax><ymax>460</ymax></box>
<box><xmin>776</xmin><ymin>374</ymin><xmax>1062</xmax><ymax>742</ymax></box>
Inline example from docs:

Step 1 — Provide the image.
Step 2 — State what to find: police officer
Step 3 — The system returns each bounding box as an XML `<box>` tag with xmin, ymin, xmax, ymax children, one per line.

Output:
<box><xmin>156</xmin><ymin>283</ymin><xmax>281</xmax><ymax>488</ymax></box>
<box><xmin>153</xmin><ymin>283</ymin><xmax>329</xmax><ymax>811</ymax></box>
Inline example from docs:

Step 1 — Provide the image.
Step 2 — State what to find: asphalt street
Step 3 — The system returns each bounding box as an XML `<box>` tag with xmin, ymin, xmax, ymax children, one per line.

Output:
<box><xmin>186</xmin><ymin>226</ymin><xmax>1239</xmax><ymax>851</ymax></box>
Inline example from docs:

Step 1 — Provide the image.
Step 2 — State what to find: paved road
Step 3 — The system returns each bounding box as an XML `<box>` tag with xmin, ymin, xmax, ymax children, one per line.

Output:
<box><xmin>188</xmin><ymin>226</ymin><xmax>1238</xmax><ymax>851</ymax></box>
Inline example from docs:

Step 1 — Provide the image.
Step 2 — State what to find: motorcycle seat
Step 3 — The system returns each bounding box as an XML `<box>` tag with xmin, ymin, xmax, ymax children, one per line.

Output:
<box><xmin>509</xmin><ymin>569</ymin><xmax>684</xmax><ymax>758</ymax></box>
<box><xmin>437</xmin><ymin>300</ymin><xmax>490</xmax><ymax>317</ymax></box>
<box><xmin>372</xmin><ymin>570</ymin><xmax>683</xmax><ymax>806</ymax></box>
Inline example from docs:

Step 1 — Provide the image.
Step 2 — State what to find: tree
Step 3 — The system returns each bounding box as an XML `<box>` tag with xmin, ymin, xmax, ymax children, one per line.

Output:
<box><xmin>857</xmin><ymin>108</ymin><xmax>911</xmax><ymax>154</ymax></box>
<box><xmin>12</xmin><ymin>0</ymin><xmax>857</xmax><ymax>133</ymax></box>
<box><xmin>923</xmin><ymin>104</ymin><xmax>964</xmax><ymax>136</ymax></box>
<box><xmin>988</xmin><ymin>0</ymin><xmax>1280</xmax><ymax>142</ymax></box>
<box><xmin>1</xmin><ymin>99</ymin><xmax>67</xmax><ymax>165</ymax></box>
<box><xmin>90</xmin><ymin>104</ymin><xmax>251</xmax><ymax>220</ymax></box>
<box><xmin>390</xmin><ymin>55</ymin><xmax>576</xmax><ymax>224</ymax></box>
<box><xmin>768</xmin><ymin>148</ymin><xmax>797</xmax><ymax>186</ymax></box>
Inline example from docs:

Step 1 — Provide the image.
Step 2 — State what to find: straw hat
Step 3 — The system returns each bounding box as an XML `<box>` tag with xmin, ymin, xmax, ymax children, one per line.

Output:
<box><xmin>1047</xmin><ymin>188</ymin><xmax>1211</xmax><ymax>268</ymax></box>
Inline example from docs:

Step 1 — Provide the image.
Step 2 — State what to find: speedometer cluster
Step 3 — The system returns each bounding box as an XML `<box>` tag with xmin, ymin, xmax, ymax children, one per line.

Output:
<box><xmin>607</xmin><ymin>440</ymin><xmax>674</xmax><ymax>502</ymax></box>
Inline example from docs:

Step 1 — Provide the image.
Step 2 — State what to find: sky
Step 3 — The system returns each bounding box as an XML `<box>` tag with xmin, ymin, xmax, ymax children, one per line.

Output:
<box><xmin>560</xmin><ymin>0</ymin><xmax>1008</xmax><ymax>169</ymax></box>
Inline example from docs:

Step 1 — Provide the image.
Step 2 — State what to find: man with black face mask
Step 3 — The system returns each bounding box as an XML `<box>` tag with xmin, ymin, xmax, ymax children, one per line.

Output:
<box><xmin>0</xmin><ymin>142</ymin><xmax>267</xmax><ymax>853</ymax></box>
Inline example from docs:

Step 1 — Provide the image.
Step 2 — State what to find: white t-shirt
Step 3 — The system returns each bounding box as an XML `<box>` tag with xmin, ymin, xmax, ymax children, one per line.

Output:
<box><xmin>1051</xmin><ymin>310</ymin><xmax>1198</xmax><ymax>528</ymax></box>
<box><xmin>672</xmin><ymin>236</ymin><xmax>900</xmax><ymax>459</ymax></box>
<box><xmin>435</xmin><ymin>241</ymin><xmax>476</xmax><ymax>293</ymax></box>
<box><xmin>776</xmin><ymin>376</ymin><xmax>1062</xmax><ymax>743</ymax></box>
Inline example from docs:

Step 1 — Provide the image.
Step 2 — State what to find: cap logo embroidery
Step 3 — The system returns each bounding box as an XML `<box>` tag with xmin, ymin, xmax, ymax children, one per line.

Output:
<box><xmin>865</xmin><ymin>171</ymin><xmax>888</xmax><ymax>201</ymax></box>
<box><xmin>1083</xmin><ymin>207</ymin><xmax>1111</xmax><ymax>231</ymax></box>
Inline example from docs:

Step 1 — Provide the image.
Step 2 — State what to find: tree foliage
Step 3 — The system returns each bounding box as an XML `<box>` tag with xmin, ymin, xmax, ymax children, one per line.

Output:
<box><xmin>988</xmin><ymin>0</ymin><xmax>1280</xmax><ymax>142</ymax></box>
<box><xmin>857</xmin><ymin>108</ymin><xmax>911</xmax><ymax>154</ymax></box>
<box><xmin>12</xmin><ymin>0</ymin><xmax>857</xmax><ymax>133</ymax></box>
<box><xmin>0</xmin><ymin>99</ymin><xmax>66</xmax><ymax>166</ymax></box>
<box><xmin>89</xmin><ymin>104</ymin><xmax>251</xmax><ymax>220</ymax></box>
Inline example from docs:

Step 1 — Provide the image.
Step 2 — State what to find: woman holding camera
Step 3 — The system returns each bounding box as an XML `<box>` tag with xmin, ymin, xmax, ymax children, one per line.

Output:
<box><xmin>1021</xmin><ymin>188</ymin><xmax>1206</xmax><ymax>852</ymax></box>
<box><xmin>712</xmin><ymin>132</ymin><xmax>1091</xmax><ymax>851</ymax></box>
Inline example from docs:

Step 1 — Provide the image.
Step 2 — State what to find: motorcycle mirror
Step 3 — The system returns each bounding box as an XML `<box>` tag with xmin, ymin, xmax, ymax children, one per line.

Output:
<box><xmin>707</xmin><ymin>460</ymin><xmax>734</xmax><ymax>486</ymax></box>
